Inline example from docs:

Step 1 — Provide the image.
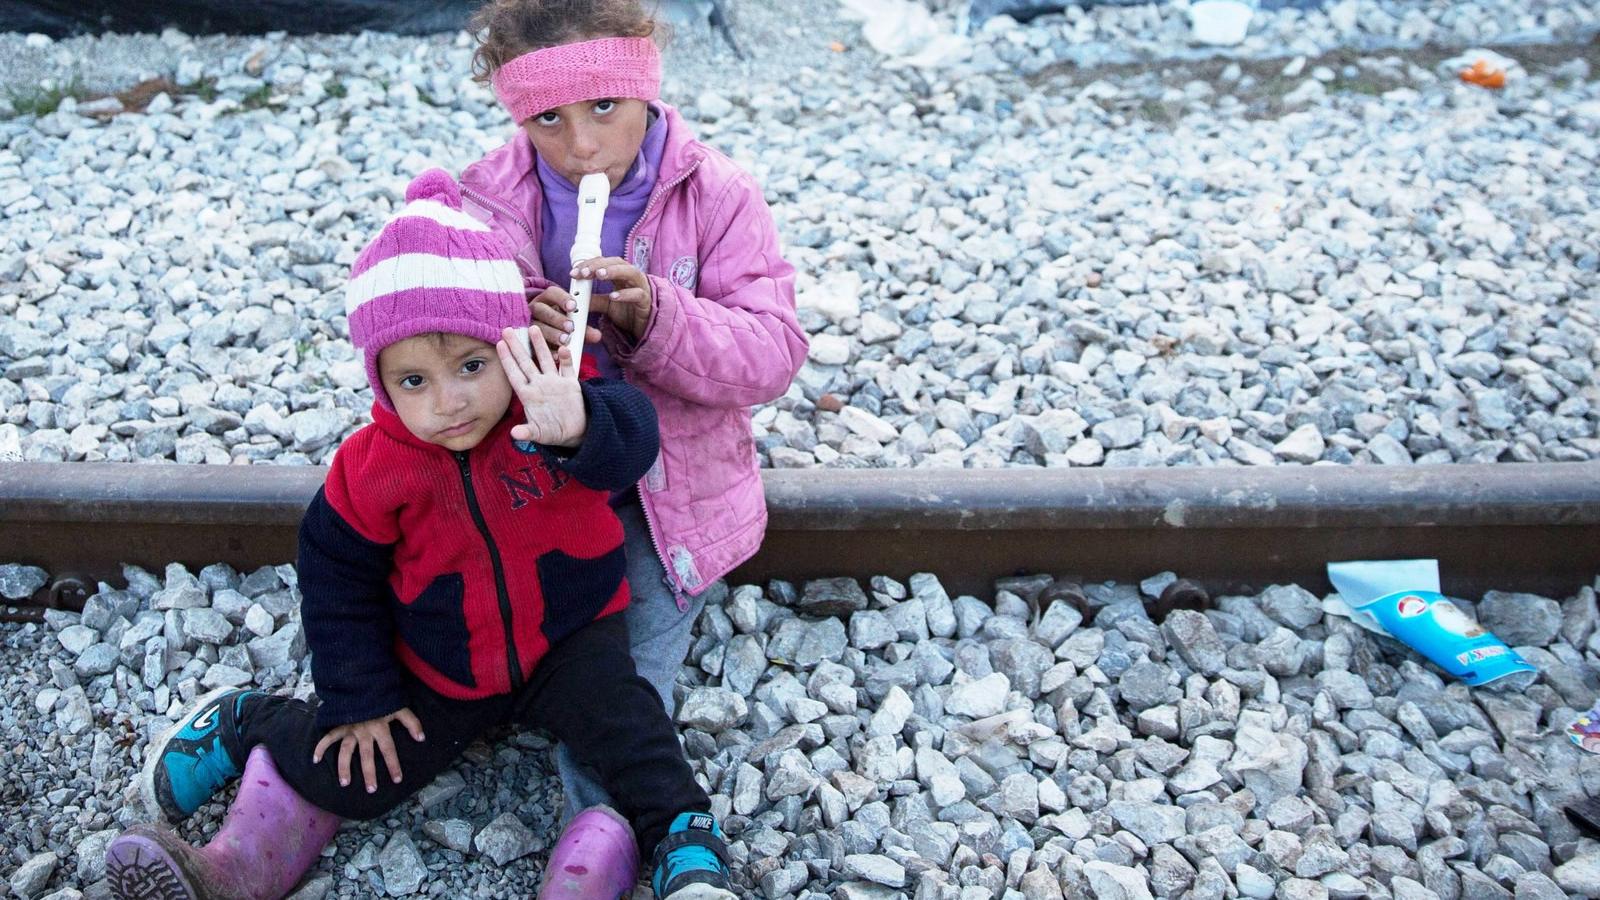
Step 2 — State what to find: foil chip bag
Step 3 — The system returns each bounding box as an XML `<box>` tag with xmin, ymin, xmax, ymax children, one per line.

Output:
<box><xmin>1327</xmin><ymin>559</ymin><xmax>1536</xmax><ymax>687</ymax></box>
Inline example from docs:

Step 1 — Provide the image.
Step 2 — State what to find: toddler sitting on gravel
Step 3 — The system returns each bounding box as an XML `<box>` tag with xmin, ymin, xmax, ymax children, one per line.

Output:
<box><xmin>459</xmin><ymin>0</ymin><xmax>806</xmax><ymax>882</ymax></box>
<box><xmin>103</xmin><ymin>170</ymin><xmax>736</xmax><ymax>900</ymax></box>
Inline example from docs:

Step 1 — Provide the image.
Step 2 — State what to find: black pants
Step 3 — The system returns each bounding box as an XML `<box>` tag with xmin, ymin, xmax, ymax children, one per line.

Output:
<box><xmin>236</xmin><ymin>615</ymin><xmax>707</xmax><ymax>856</ymax></box>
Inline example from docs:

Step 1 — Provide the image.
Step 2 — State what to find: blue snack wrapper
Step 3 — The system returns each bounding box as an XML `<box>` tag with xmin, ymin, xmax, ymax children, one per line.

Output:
<box><xmin>1327</xmin><ymin>559</ymin><xmax>1537</xmax><ymax>687</ymax></box>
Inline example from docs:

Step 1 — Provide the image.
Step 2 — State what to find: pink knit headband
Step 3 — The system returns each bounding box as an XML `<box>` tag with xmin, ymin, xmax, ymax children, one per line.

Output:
<box><xmin>491</xmin><ymin>37</ymin><xmax>662</xmax><ymax>124</ymax></box>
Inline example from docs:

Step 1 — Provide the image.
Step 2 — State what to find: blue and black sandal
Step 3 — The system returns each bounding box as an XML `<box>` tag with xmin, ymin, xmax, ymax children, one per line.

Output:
<box><xmin>139</xmin><ymin>686</ymin><xmax>261</xmax><ymax>822</ymax></box>
<box><xmin>650</xmin><ymin>811</ymin><xmax>737</xmax><ymax>900</ymax></box>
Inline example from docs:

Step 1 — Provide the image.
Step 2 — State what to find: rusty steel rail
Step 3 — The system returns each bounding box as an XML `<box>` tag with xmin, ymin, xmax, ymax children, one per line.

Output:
<box><xmin>2</xmin><ymin>461</ymin><xmax>1599</xmax><ymax>610</ymax></box>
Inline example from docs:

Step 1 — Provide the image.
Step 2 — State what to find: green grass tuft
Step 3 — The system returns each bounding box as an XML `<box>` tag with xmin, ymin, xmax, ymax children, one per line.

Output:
<box><xmin>183</xmin><ymin>77</ymin><xmax>219</xmax><ymax>103</ymax></box>
<box><xmin>3</xmin><ymin>76</ymin><xmax>90</xmax><ymax>118</ymax></box>
<box><xmin>240</xmin><ymin>83</ymin><xmax>274</xmax><ymax>110</ymax></box>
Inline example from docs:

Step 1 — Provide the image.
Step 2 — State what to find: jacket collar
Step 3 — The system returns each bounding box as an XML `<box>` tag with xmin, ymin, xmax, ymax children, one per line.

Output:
<box><xmin>647</xmin><ymin>103</ymin><xmax>705</xmax><ymax>185</ymax></box>
<box><xmin>369</xmin><ymin>400</ymin><xmax>522</xmax><ymax>455</ymax></box>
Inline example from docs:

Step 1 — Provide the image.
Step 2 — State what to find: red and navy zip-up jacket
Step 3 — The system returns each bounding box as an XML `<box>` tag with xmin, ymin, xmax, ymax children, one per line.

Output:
<box><xmin>296</xmin><ymin>378</ymin><xmax>658</xmax><ymax>728</ymax></box>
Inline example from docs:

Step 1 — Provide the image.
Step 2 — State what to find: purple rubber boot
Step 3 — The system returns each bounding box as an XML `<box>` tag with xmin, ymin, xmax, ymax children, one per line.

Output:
<box><xmin>105</xmin><ymin>746</ymin><xmax>340</xmax><ymax>900</ymax></box>
<box><xmin>538</xmin><ymin>805</ymin><xmax>640</xmax><ymax>899</ymax></box>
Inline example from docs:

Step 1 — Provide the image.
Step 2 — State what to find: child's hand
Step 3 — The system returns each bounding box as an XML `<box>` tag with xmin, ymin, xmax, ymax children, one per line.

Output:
<box><xmin>497</xmin><ymin>327</ymin><xmax>586</xmax><ymax>447</ymax></box>
<box><xmin>312</xmin><ymin>707</ymin><xmax>425</xmax><ymax>794</ymax></box>
<box><xmin>529</xmin><ymin>285</ymin><xmax>602</xmax><ymax>350</ymax></box>
<box><xmin>571</xmin><ymin>257</ymin><xmax>654</xmax><ymax>341</ymax></box>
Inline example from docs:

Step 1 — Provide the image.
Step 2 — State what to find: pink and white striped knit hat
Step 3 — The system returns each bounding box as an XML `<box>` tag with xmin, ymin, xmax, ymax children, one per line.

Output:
<box><xmin>345</xmin><ymin>169</ymin><xmax>528</xmax><ymax>410</ymax></box>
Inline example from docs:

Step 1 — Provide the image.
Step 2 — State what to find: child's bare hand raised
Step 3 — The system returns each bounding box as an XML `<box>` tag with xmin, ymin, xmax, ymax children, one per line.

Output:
<box><xmin>572</xmin><ymin>257</ymin><xmax>654</xmax><ymax>341</ymax></box>
<box><xmin>496</xmin><ymin>327</ymin><xmax>586</xmax><ymax>448</ymax></box>
<box><xmin>313</xmin><ymin>707</ymin><xmax>425</xmax><ymax>794</ymax></box>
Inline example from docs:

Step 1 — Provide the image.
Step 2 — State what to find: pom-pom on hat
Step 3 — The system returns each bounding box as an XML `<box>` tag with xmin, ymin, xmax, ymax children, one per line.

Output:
<box><xmin>345</xmin><ymin>168</ymin><xmax>528</xmax><ymax>410</ymax></box>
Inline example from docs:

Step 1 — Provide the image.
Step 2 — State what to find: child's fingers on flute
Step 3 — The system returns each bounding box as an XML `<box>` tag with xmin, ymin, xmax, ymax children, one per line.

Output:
<box><xmin>534</xmin><ymin>321</ymin><xmax>572</xmax><ymax>347</ymax></box>
<box><xmin>530</xmin><ymin>284</ymin><xmax>575</xmax><ymax>309</ymax></box>
<box><xmin>531</xmin><ymin>299</ymin><xmax>577</xmax><ymax>333</ymax></box>
<box><xmin>571</xmin><ymin>256</ymin><xmax>641</xmax><ymax>286</ymax></box>
<box><xmin>531</xmin><ymin>287</ymin><xmax>577</xmax><ymax>320</ymax></box>
<box><xmin>528</xmin><ymin>287</ymin><xmax>577</xmax><ymax>347</ymax></box>
<box><xmin>544</xmin><ymin>321</ymin><xmax>600</xmax><ymax>345</ymax></box>
<box><xmin>608</xmin><ymin>287</ymin><xmax>649</xmax><ymax>307</ymax></box>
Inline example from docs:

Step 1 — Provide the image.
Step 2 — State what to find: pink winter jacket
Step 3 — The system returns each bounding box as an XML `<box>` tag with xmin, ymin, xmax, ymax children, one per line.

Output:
<box><xmin>458</xmin><ymin>103</ymin><xmax>807</xmax><ymax>599</ymax></box>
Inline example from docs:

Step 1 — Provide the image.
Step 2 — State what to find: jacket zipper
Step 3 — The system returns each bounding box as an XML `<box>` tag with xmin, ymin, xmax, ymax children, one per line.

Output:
<box><xmin>455</xmin><ymin>451</ymin><xmax>525</xmax><ymax>691</ymax></box>
<box><xmin>461</xmin><ymin>185</ymin><xmax>541</xmax><ymax>271</ymax></box>
<box><xmin>621</xmin><ymin>158</ymin><xmax>703</xmax><ymax>611</ymax></box>
<box><xmin>622</xmin><ymin>157</ymin><xmax>702</xmax><ymax>263</ymax></box>
<box><xmin>635</xmin><ymin>477</ymin><xmax>685</xmax><ymax>611</ymax></box>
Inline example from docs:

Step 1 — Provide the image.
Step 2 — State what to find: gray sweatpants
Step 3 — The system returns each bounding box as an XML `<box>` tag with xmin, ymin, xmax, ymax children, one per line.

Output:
<box><xmin>554</xmin><ymin>500</ymin><xmax>707</xmax><ymax>822</ymax></box>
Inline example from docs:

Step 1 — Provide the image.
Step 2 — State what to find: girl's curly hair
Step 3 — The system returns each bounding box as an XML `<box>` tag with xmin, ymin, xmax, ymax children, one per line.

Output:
<box><xmin>469</xmin><ymin>0</ymin><xmax>663</xmax><ymax>84</ymax></box>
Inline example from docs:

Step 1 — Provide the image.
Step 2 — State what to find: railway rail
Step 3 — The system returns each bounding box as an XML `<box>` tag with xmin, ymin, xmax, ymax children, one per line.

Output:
<box><xmin>3</xmin><ymin>460</ymin><xmax>1598</xmax><ymax>623</ymax></box>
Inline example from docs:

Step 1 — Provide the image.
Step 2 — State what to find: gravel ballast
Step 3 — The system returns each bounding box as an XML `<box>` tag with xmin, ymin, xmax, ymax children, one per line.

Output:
<box><xmin>5</xmin><ymin>560</ymin><xmax>1600</xmax><ymax>898</ymax></box>
<box><xmin>0</xmin><ymin>2</ymin><xmax>1596</xmax><ymax>470</ymax></box>
<box><xmin>4</xmin><ymin>2</ymin><xmax>1600</xmax><ymax>893</ymax></box>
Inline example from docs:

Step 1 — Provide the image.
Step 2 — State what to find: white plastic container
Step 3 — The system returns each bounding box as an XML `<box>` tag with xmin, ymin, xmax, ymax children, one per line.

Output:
<box><xmin>1190</xmin><ymin>0</ymin><xmax>1254</xmax><ymax>46</ymax></box>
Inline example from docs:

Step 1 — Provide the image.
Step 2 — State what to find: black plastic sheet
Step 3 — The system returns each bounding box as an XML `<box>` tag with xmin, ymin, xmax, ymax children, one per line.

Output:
<box><xmin>0</xmin><ymin>0</ymin><xmax>477</xmax><ymax>37</ymax></box>
<box><xmin>967</xmin><ymin>0</ymin><xmax>1326</xmax><ymax>27</ymax></box>
<box><xmin>968</xmin><ymin>0</ymin><xmax>1147</xmax><ymax>26</ymax></box>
